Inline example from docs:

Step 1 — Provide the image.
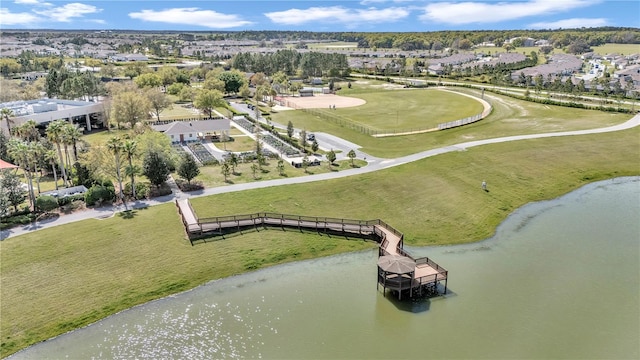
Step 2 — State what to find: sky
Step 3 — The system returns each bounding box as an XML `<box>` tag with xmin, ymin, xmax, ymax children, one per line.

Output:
<box><xmin>0</xmin><ymin>0</ymin><xmax>638</xmax><ymax>32</ymax></box>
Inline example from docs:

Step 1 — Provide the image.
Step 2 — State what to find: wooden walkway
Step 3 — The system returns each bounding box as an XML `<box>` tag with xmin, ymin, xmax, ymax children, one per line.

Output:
<box><xmin>175</xmin><ymin>199</ymin><xmax>448</xmax><ymax>299</ymax></box>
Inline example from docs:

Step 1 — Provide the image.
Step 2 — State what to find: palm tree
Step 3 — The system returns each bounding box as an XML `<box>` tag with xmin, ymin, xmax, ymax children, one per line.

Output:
<box><xmin>64</xmin><ymin>124</ymin><xmax>83</xmax><ymax>162</ymax></box>
<box><xmin>7</xmin><ymin>139</ymin><xmax>36</xmax><ymax>210</ymax></box>
<box><xmin>30</xmin><ymin>141</ymin><xmax>46</xmax><ymax>194</ymax></box>
<box><xmin>13</xmin><ymin>120</ymin><xmax>39</xmax><ymax>142</ymax></box>
<box><xmin>46</xmin><ymin>149</ymin><xmax>60</xmax><ymax>190</ymax></box>
<box><xmin>122</xmin><ymin>138</ymin><xmax>138</xmax><ymax>200</ymax></box>
<box><xmin>106</xmin><ymin>136</ymin><xmax>125</xmax><ymax>208</ymax></box>
<box><xmin>1</xmin><ymin>108</ymin><xmax>15</xmax><ymax>136</ymax></box>
<box><xmin>46</xmin><ymin>120</ymin><xmax>69</xmax><ymax>187</ymax></box>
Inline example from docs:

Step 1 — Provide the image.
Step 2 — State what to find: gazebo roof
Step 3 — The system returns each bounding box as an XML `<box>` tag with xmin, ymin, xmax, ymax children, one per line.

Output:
<box><xmin>377</xmin><ymin>255</ymin><xmax>415</xmax><ymax>274</ymax></box>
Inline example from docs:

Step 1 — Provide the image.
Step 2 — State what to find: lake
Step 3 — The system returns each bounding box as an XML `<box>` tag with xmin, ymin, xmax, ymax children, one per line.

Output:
<box><xmin>10</xmin><ymin>177</ymin><xmax>640</xmax><ymax>359</ymax></box>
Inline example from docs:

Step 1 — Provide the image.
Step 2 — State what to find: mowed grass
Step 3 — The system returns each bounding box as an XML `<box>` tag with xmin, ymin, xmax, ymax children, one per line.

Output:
<box><xmin>271</xmin><ymin>87</ymin><xmax>630</xmax><ymax>158</ymax></box>
<box><xmin>591</xmin><ymin>43</ymin><xmax>640</xmax><ymax>55</ymax></box>
<box><xmin>4</xmin><ymin>124</ymin><xmax>638</xmax><ymax>357</ymax></box>
<box><xmin>317</xmin><ymin>89</ymin><xmax>483</xmax><ymax>131</ymax></box>
<box><xmin>191</xmin><ymin>158</ymin><xmax>364</xmax><ymax>188</ymax></box>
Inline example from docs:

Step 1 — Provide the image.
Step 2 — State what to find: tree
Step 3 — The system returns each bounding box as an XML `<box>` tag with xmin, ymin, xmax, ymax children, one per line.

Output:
<box><xmin>13</xmin><ymin>120</ymin><xmax>40</xmax><ymax>142</ymax></box>
<box><xmin>122</xmin><ymin>138</ymin><xmax>139</xmax><ymax>199</ymax></box>
<box><xmin>146</xmin><ymin>88</ymin><xmax>173</xmax><ymax>121</ymax></box>
<box><xmin>45</xmin><ymin>149</ymin><xmax>59</xmax><ymax>190</ymax></box>
<box><xmin>64</xmin><ymin>124</ymin><xmax>83</xmax><ymax>162</ymax></box>
<box><xmin>194</xmin><ymin>89</ymin><xmax>224</xmax><ymax>118</ymax></box>
<box><xmin>311</xmin><ymin>139</ymin><xmax>319</xmax><ymax>153</ymax></box>
<box><xmin>299</xmin><ymin>129</ymin><xmax>307</xmax><ymax>151</ymax></box>
<box><xmin>177</xmin><ymin>152</ymin><xmax>200</xmax><ymax>185</ymax></box>
<box><xmin>287</xmin><ymin>121</ymin><xmax>294</xmax><ymax>138</ymax></box>
<box><xmin>112</xmin><ymin>90</ymin><xmax>151</xmax><ymax>128</ymax></box>
<box><xmin>133</xmin><ymin>73</ymin><xmax>162</xmax><ymax>89</ymax></box>
<box><xmin>106</xmin><ymin>136</ymin><xmax>125</xmax><ymax>206</ymax></box>
<box><xmin>100</xmin><ymin>63</ymin><xmax>118</xmax><ymax>79</ymax></box>
<box><xmin>218</xmin><ymin>70</ymin><xmax>246</xmax><ymax>94</ymax></box>
<box><xmin>229</xmin><ymin>152</ymin><xmax>239</xmax><ymax>174</ymax></box>
<box><xmin>203</xmin><ymin>77</ymin><xmax>226</xmax><ymax>92</ymax></box>
<box><xmin>277</xmin><ymin>158</ymin><xmax>285</xmax><ymax>176</ymax></box>
<box><xmin>143</xmin><ymin>151</ymin><xmax>170</xmax><ymax>188</ymax></box>
<box><xmin>7</xmin><ymin>139</ymin><xmax>37</xmax><ymax>210</ymax></box>
<box><xmin>302</xmin><ymin>154</ymin><xmax>310</xmax><ymax>174</ymax></box>
<box><xmin>347</xmin><ymin>149</ymin><xmax>356</xmax><ymax>167</ymax></box>
<box><xmin>124</xmin><ymin>62</ymin><xmax>148</xmax><ymax>79</ymax></box>
<box><xmin>1</xmin><ymin>108</ymin><xmax>14</xmax><ymax>136</ymax></box>
<box><xmin>221</xmin><ymin>161</ymin><xmax>231</xmax><ymax>182</ymax></box>
<box><xmin>0</xmin><ymin>170</ymin><xmax>26</xmax><ymax>213</ymax></box>
<box><xmin>46</xmin><ymin>119</ymin><xmax>70</xmax><ymax>186</ymax></box>
<box><xmin>250</xmin><ymin>163</ymin><xmax>258</xmax><ymax>179</ymax></box>
<box><xmin>326</xmin><ymin>149</ymin><xmax>336</xmax><ymax>168</ymax></box>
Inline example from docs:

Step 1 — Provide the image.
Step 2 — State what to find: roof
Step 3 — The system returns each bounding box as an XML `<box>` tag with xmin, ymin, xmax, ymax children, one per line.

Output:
<box><xmin>0</xmin><ymin>159</ymin><xmax>19</xmax><ymax>169</ymax></box>
<box><xmin>153</xmin><ymin>119</ymin><xmax>230</xmax><ymax>135</ymax></box>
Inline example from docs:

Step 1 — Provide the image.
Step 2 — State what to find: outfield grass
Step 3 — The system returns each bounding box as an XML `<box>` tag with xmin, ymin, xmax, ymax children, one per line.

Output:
<box><xmin>271</xmin><ymin>87</ymin><xmax>630</xmax><ymax>158</ymax></box>
<box><xmin>312</xmin><ymin>89</ymin><xmax>484</xmax><ymax>131</ymax></box>
<box><xmin>2</xmin><ymin>123</ymin><xmax>638</xmax><ymax>357</ymax></box>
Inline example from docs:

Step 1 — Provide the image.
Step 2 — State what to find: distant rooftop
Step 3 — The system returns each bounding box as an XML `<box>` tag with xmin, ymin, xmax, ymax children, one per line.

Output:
<box><xmin>0</xmin><ymin>98</ymin><xmax>97</xmax><ymax>118</ymax></box>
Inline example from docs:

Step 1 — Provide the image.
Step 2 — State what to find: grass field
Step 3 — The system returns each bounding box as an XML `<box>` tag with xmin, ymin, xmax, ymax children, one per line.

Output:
<box><xmin>271</xmin><ymin>86</ymin><xmax>630</xmax><ymax>158</ymax></box>
<box><xmin>2</xmin><ymin>121</ymin><xmax>638</xmax><ymax>357</ymax></box>
<box><xmin>591</xmin><ymin>43</ymin><xmax>640</xmax><ymax>56</ymax></box>
<box><xmin>310</xmin><ymin>88</ymin><xmax>484</xmax><ymax>131</ymax></box>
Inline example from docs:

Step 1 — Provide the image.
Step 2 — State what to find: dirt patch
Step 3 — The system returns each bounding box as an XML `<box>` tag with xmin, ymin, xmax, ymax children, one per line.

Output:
<box><xmin>280</xmin><ymin>94</ymin><xmax>366</xmax><ymax>109</ymax></box>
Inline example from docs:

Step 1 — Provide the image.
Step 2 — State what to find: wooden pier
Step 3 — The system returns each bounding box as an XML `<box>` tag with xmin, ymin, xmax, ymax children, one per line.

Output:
<box><xmin>175</xmin><ymin>199</ymin><xmax>448</xmax><ymax>300</ymax></box>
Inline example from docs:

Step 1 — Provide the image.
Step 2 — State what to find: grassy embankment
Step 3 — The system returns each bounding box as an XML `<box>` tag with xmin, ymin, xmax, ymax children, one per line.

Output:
<box><xmin>2</xmin><ymin>121</ymin><xmax>638</xmax><ymax>357</ymax></box>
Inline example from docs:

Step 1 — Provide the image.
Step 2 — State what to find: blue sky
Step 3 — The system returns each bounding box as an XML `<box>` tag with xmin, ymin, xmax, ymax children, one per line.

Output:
<box><xmin>0</xmin><ymin>0</ymin><xmax>638</xmax><ymax>32</ymax></box>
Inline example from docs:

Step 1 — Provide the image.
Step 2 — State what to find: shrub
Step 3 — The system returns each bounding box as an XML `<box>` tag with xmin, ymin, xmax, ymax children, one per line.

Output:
<box><xmin>84</xmin><ymin>185</ymin><xmax>115</xmax><ymax>206</ymax></box>
<box><xmin>148</xmin><ymin>183</ymin><xmax>172</xmax><ymax>198</ymax></box>
<box><xmin>57</xmin><ymin>194</ymin><xmax>85</xmax><ymax>206</ymax></box>
<box><xmin>124</xmin><ymin>182</ymin><xmax>150</xmax><ymax>200</ymax></box>
<box><xmin>36</xmin><ymin>195</ymin><xmax>59</xmax><ymax>213</ymax></box>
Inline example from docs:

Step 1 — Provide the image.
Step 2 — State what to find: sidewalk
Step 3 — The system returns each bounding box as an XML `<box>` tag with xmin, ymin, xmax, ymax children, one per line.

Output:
<box><xmin>2</xmin><ymin>113</ymin><xmax>639</xmax><ymax>240</ymax></box>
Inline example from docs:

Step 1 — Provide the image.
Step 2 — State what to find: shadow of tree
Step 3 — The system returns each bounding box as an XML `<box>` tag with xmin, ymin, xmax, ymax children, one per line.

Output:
<box><xmin>118</xmin><ymin>210</ymin><xmax>137</xmax><ymax>219</ymax></box>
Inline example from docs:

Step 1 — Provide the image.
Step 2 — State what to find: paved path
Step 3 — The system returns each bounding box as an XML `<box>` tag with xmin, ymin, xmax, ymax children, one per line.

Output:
<box><xmin>2</xmin><ymin>114</ymin><xmax>638</xmax><ymax>240</ymax></box>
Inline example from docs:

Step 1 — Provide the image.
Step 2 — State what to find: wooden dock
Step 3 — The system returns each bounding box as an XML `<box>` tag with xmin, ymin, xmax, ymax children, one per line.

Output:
<box><xmin>175</xmin><ymin>200</ymin><xmax>448</xmax><ymax>300</ymax></box>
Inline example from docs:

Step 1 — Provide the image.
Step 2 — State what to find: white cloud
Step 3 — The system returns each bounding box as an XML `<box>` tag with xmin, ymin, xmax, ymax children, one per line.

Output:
<box><xmin>34</xmin><ymin>3</ymin><xmax>101</xmax><ymax>22</ymax></box>
<box><xmin>0</xmin><ymin>8</ymin><xmax>40</xmax><ymax>25</ymax></box>
<box><xmin>14</xmin><ymin>0</ymin><xmax>53</xmax><ymax>7</ymax></box>
<box><xmin>129</xmin><ymin>8</ymin><xmax>252</xmax><ymax>29</ymax></box>
<box><xmin>265</xmin><ymin>6</ymin><xmax>409</xmax><ymax>26</ymax></box>
<box><xmin>419</xmin><ymin>0</ymin><xmax>597</xmax><ymax>25</ymax></box>
<box><xmin>528</xmin><ymin>17</ymin><xmax>608</xmax><ymax>29</ymax></box>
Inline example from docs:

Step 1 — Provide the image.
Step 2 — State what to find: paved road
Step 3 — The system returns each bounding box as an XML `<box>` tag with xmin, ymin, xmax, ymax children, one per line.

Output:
<box><xmin>3</xmin><ymin>113</ymin><xmax>638</xmax><ymax>240</ymax></box>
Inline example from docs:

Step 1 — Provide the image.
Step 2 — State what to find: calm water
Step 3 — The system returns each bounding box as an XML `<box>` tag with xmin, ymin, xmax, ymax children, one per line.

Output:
<box><xmin>11</xmin><ymin>177</ymin><xmax>640</xmax><ymax>359</ymax></box>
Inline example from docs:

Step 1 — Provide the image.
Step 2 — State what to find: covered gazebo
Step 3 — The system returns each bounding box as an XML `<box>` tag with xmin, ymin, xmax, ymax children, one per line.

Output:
<box><xmin>377</xmin><ymin>255</ymin><xmax>417</xmax><ymax>300</ymax></box>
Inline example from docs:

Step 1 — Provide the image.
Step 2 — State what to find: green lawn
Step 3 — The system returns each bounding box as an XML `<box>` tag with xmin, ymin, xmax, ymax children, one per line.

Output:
<box><xmin>2</xmin><ymin>123</ymin><xmax>638</xmax><ymax>357</ymax></box>
<box><xmin>591</xmin><ymin>43</ymin><xmax>640</xmax><ymax>56</ymax></box>
<box><xmin>191</xmin><ymin>158</ymin><xmax>366</xmax><ymax>188</ymax></box>
<box><xmin>271</xmin><ymin>87</ymin><xmax>630</xmax><ymax>158</ymax></box>
<box><xmin>314</xmin><ymin>89</ymin><xmax>484</xmax><ymax>131</ymax></box>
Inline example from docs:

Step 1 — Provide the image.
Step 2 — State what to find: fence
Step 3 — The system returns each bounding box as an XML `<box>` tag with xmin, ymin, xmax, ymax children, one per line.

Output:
<box><xmin>437</xmin><ymin>113</ymin><xmax>483</xmax><ymax>130</ymax></box>
<box><xmin>299</xmin><ymin>106</ymin><xmax>487</xmax><ymax>137</ymax></box>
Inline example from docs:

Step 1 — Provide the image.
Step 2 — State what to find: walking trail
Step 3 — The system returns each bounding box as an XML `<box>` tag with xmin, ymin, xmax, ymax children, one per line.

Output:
<box><xmin>2</xmin><ymin>113</ymin><xmax>638</xmax><ymax>240</ymax></box>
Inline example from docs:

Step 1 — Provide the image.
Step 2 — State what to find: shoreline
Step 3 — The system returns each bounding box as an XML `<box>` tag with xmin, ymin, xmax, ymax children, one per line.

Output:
<box><xmin>8</xmin><ymin>176</ymin><xmax>639</xmax><ymax>359</ymax></box>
